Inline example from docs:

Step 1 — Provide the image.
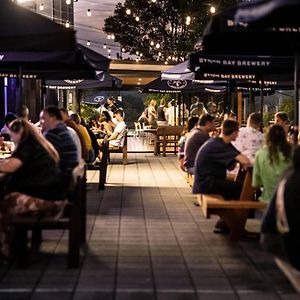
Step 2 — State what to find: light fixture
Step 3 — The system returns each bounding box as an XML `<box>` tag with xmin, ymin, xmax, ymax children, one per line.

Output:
<box><xmin>66</xmin><ymin>0</ymin><xmax>71</xmax><ymax>5</ymax></box>
<box><xmin>136</xmin><ymin>51</ymin><xmax>139</xmax><ymax>55</ymax></box>
<box><xmin>135</xmin><ymin>16</ymin><xmax>140</xmax><ymax>22</ymax></box>
<box><xmin>111</xmin><ymin>34</ymin><xmax>115</xmax><ymax>40</ymax></box>
<box><xmin>103</xmin><ymin>44</ymin><xmax>107</xmax><ymax>49</ymax></box>
<box><xmin>87</xmin><ymin>9</ymin><xmax>91</xmax><ymax>16</ymax></box>
<box><xmin>65</xmin><ymin>21</ymin><xmax>70</xmax><ymax>28</ymax></box>
<box><xmin>108</xmin><ymin>54</ymin><xmax>111</xmax><ymax>58</ymax></box>
<box><xmin>156</xmin><ymin>43</ymin><xmax>160</xmax><ymax>49</ymax></box>
<box><xmin>87</xmin><ymin>40</ymin><xmax>91</xmax><ymax>46</ymax></box>
<box><xmin>165</xmin><ymin>61</ymin><xmax>168</xmax><ymax>65</ymax></box>
<box><xmin>107</xmin><ymin>34</ymin><xmax>111</xmax><ymax>39</ymax></box>
<box><xmin>108</xmin><ymin>48</ymin><xmax>111</xmax><ymax>53</ymax></box>
<box><xmin>137</xmin><ymin>82</ymin><xmax>141</xmax><ymax>85</ymax></box>
<box><xmin>168</xmin><ymin>55</ymin><xmax>171</xmax><ymax>60</ymax></box>
<box><xmin>39</xmin><ymin>3</ymin><xmax>44</xmax><ymax>10</ymax></box>
<box><xmin>136</xmin><ymin>58</ymin><xmax>139</xmax><ymax>62</ymax></box>
<box><xmin>151</xmin><ymin>0</ymin><xmax>157</xmax><ymax>3</ymax></box>
<box><xmin>150</xmin><ymin>41</ymin><xmax>154</xmax><ymax>46</ymax></box>
<box><xmin>210</xmin><ymin>6</ymin><xmax>216</xmax><ymax>14</ymax></box>
<box><xmin>126</xmin><ymin>8</ymin><xmax>131</xmax><ymax>15</ymax></box>
<box><xmin>186</xmin><ymin>16</ymin><xmax>191</xmax><ymax>25</ymax></box>
<box><xmin>140</xmin><ymin>53</ymin><xmax>143</xmax><ymax>57</ymax></box>
<box><xmin>122</xmin><ymin>47</ymin><xmax>126</xmax><ymax>52</ymax></box>
<box><xmin>158</xmin><ymin>52</ymin><xmax>162</xmax><ymax>56</ymax></box>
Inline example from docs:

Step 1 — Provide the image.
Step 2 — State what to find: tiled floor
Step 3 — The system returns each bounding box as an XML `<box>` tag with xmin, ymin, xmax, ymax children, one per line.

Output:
<box><xmin>0</xmin><ymin>153</ymin><xmax>299</xmax><ymax>300</ymax></box>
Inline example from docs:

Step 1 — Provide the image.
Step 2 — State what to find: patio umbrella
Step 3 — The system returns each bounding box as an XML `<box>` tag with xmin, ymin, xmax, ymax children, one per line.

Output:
<box><xmin>161</xmin><ymin>61</ymin><xmax>195</xmax><ymax>81</ymax></box>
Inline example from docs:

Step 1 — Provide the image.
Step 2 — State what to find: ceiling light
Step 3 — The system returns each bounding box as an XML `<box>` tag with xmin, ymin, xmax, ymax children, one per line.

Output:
<box><xmin>135</xmin><ymin>16</ymin><xmax>140</xmax><ymax>22</ymax></box>
<box><xmin>87</xmin><ymin>40</ymin><xmax>91</xmax><ymax>46</ymax></box>
<box><xmin>87</xmin><ymin>9</ymin><xmax>91</xmax><ymax>16</ymax></box>
<box><xmin>66</xmin><ymin>0</ymin><xmax>71</xmax><ymax>5</ymax></box>
<box><xmin>65</xmin><ymin>21</ymin><xmax>70</xmax><ymax>28</ymax></box>
<box><xmin>210</xmin><ymin>6</ymin><xmax>216</xmax><ymax>14</ymax></box>
<box><xmin>126</xmin><ymin>8</ymin><xmax>131</xmax><ymax>15</ymax></box>
<box><xmin>39</xmin><ymin>3</ymin><xmax>44</xmax><ymax>10</ymax></box>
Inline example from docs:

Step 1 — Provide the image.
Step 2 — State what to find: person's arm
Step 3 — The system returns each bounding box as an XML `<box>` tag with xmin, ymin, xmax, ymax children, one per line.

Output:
<box><xmin>235</xmin><ymin>153</ymin><xmax>252</xmax><ymax>169</ymax></box>
<box><xmin>0</xmin><ymin>157</ymin><xmax>22</xmax><ymax>173</ymax></box>
<box><xmin>107</xmin><ymin>131</ymin><xmax>119</xmax><ymax>141</ymax></box>
<box><xmin>252</xmin><ymin>154</ymin><xmax>262</xmax><ymax>188</ymax></box>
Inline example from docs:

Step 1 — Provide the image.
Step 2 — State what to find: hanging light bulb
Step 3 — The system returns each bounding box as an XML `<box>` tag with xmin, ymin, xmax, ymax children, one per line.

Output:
<box><xmin>111</xmin><ymin>34</ymin><xmax>115</xmax><ymax>40</ymax></box>
<box><xmin>66</xmin><ymin>0</ymin><xmax>71</xmax><ymax>5</ymax></box>
<box><xmin>140</xmin><ymin>53</ymin><xmax>143</xmax><ymax>57</ymax></box>
<box><xmin>136</xmin><ymin>51</ymin><xmax>139</xmax><ymax>55</ymax></box>
<box><xmin>158</xmin><ymin>52</ymin><xmax>162</xmax><ymax>57</ymax></box>
<box><xmin>39</xmin><ymin>3</ymin><xmax>44</xmax><ymax>11</ymax></box>
<box><xmin>150</xmin><ymin>41</ymin><xmax>155</xmax><ymax>46</ymax></box>
<box><xmin>168</xmin><ymin>56</ymin><xmax>171</xmax><ymax>60</ymax></box>
<box><xmin>165</xmin><ymin>61</ymin><xmax>168</xmax><ymax>65</ymax></box>
<box><xmin>122</xmin><ymin>47</ymin><xmax>126</xmax><ymax>52</ymax></box>
<box><xmin>126</xmin><ymin>8</ymin><xmax>131</xmax><ymax>15</ymax></box>
<box><xmin>108</xmin><ymin>48</ymin><xmax>111</xmax><ymax>53</ymax></box>
<box><xmin>87</xmin><ymin>40</ymin><xmax>91</xmax><ymax>46</ymax></box>
<box><xmin>156</xmin><ymin>43</ymin><xmax>160</xmax><ymax>49</ymax></box>
<box><xmin>186</xmin><ymin>16</ymin><xmax>191</xmax><ymax>25</ymax></box>
<box><xmin>65</xmin><ymin>21</ymin><xmax>70</xmax><ymax>28</ymax></box>
<box><xmin>210</xmin><ymin>6</ymin><xmax>216</xmax><ymax>14</ymax></box>
<box><xmin>135</xmin><ymin>16</ymin><xmax>140</xmax><ymax>22</ymax></box>
<box><xmin>136</xmin><ymin>58</ymin><xmax>139</xmax><ymax>62</ymax></box>
<box><xmin>108</xmin><ymin>54</ymin><xmax>111</xmax><ymax>58</ymax></box>
<box><xmin>87</xmin><ymin>9</ymin><xmax>91</xmax><ymax>16</ymax></box>
<box><xmin>103</xmin><ymin>44</ymin><xmax>107</xmax><ymax>49</ymax></box>
<box><xmin>151</xmin><ymin>0</ymin><xmax>157</xmax><ymax>2</ymax></box>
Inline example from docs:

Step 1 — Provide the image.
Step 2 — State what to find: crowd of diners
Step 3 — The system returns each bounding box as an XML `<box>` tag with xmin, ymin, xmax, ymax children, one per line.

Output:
<box><xmin>0</xmin><ymin>97</ymin><xmax>127</xmax><ymax>261</ymax></box>
<box><xmin>180</xmin><ymin>109</ymin><xmax>300</xmax><ymax>270</ymax></box>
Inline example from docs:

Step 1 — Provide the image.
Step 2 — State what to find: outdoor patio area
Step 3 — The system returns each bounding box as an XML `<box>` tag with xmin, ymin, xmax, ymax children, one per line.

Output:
<box><xmin>0</xmin><ymin>153</ymin><xmax>298</xmax><ymax>300</ymax></box>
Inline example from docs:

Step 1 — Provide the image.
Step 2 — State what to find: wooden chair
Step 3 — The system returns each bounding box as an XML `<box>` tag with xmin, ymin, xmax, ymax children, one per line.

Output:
<box><xmin>108</xmin><ymin>131</ymin><xmax>128</xmax><ymax>165</ymax></box>
<box><xmin>10</xmin><ymin>160</ymin><xmax>86</xmax><ymax>268</ymax></box>
<box><xmin>154</xmin><ymin>126</ymin><xmax>184</xmax><ymax>156</ymax></box>
<box><xmin>200</xmin><ymin>168</ymin><xmax>267</xmax><ymax>241</ymax></box>
<box><xmin>134</xmin><ymin>122</ymin><xmax>144</xmax><ymax>138</ymax></box>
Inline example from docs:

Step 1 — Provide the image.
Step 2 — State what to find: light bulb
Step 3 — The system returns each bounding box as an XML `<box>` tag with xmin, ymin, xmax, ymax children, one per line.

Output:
<box><xmin>165</xmin><ymin>61</ymin><xmax>168</xmax><ymax>65</ymax></box>
<box><xmin>140</xmin><ymin>53</ymin><xmax>143</xmax><ymax>57</ymax></box>
<box><xmin>65</xmin><ymin>21</ymin><xmax>70</xmax><ymax>28</ymax></box>
<box><xmin>107</xmin><ymin>34</ymin><xmax>111</xmax><ymax>39</ymax></box>
<box><xmin>39</xmin><ymin>3</ymin><xmax>44</xmax><ymax>11</ymax></box>
<box><xmin>66</xmin><ymin>0</ymin><xmax>71</xmax><ymax>5</ymax></box>
<box><xmin>103</xmin><ymin>44</ymin><xmax>107</xmax><ymax>49</ymax></box>
<box><xmin>108</xmin><ymin>48</ymin><xmax>111</xmax><ymax>53</ymax></box>
<box><xmin>151</xmin><ymin>0</ymin><xmax>157</xmax><ymax>2</ymax></box>
<box><xmin>156</xmin><ymin>43</ymin><xmax>160</xmax><ymax>49</ymax></box>
<box><xmin>87</xmin><ymin>40</ymin><xmax>91</xmax><ymax>46</ymax></box>
<box><xmin>108</xmin><ymin>54</ymin><xmax>111</xmax><ymax>58</ymax></box>
<box><xmin>87</xmin><ymin>9</ymin><xmax>91</xmax><ymax>16</ymax></box>
<box><xmin>111</xmin><ymin>34</ymin><xmax>115</xmax><ymax>40</ymax></box>
<box><xmin>126</xmin><ymin>8</ymin><xmax>131</xmax><ymax>15</ymax></box>
<box><xmin>158</xmin><ymin>52</ymin><xmax>162</xmax><ymax>56</ymax></box>
<box><xmin>122</xmin><ymin>48</ymin><xmax>126</xmax><ymax>52</ymax></box>
<box><xmin>135</xmin><ymin>16</ymin><xmax>140</xmax><ymax>21</ymax></box>
<box><xmin>186</xmin><ymin>16</ymin><xmax>191</xmax><ymax>25</ymax></box>
<box><xmin>210</xmin><ymin>6</ymin><xmax>216</xmax><ymax>14</ymax></box>
<box><xmin>150</xmin><ymin>41</ymin><xmax>154</xmax><ymax>46</ymax></box>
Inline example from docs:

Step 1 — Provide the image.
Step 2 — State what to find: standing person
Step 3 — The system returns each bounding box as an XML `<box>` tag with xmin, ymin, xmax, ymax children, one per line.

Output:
<box><xmin>106</xmin><ymin>97</ymin><xmax>117</xmax><ymax>116</ymax></box>
<box><xmin>0</xmin><ymin>119</ymin><xmax>68</xmax><ymax>258</ymax></box>
<box><xmin>40</xmin><ymin>106</ymin><xmax>78</xmax><ymax>185</ymax></box>
<box><xmin>184</xmin><ymin>114</ymin><xmax>216</xmax><ymax>174</ymax></box>
<box><xmin>165</xmin><ymin>100</ymin><xmax>175</xmax><ymax>126</ymax></box>
<box><xmin>232</xmin><ymin>112</ymin><xmax>264</xmax><ymax>163</ymax></box>
<box><xmin>148</xmin><ymin>99</ymin><xmax>157</xmax><ymax>128</ymax></box>
<box><xmin>253</xmin><ymin>124</ymin><xmax>292</xmax><ymax>203</ymax></box>
<box><xmin>1</xmin><ymin>113</ymin><xmax>17</xmax><ymax>138</ymax></box>
<box><xmin>193</xmin><ymin>119</ymin><xmax>251</xmax><ymax>200</ymax></box>
<box><xmin>157</xmin><ymin>99</ymin><xmax>167</xmax><ymax>126</ymax></box>
<box><xmin>69</xmin><ymin>113</ymin><xmax>94</xmax><ymax>163</ymax></box>
<box><xmin>107</xmin><ymin>109</ymin><xmax>127</xmax><ymax>148</ymax></box>
<box><xmin>190</xmin><ymin>102</ymin><xmax>207</xmax><ymax>117</ymax></box>
<box><xmin>60</xmin><ymin>108</ymin><xmax>88</xmax><ymax>161</ymax></box>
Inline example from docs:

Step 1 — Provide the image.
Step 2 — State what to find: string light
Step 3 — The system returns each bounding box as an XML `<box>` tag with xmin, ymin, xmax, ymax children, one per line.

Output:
<box><xmin>122</xmin><ymin>47</ymin><xmax>126</xmax><ymax>52</ymax></box>
<box><xmin>66</xmin><ymin>0</ymin><xmax>71</xmax><ymax>5</ymax></box>
<box><xmin>165</xmin><ymin>61</ymin><xmax>168</xmax><ymax>65</ymax></box>
<box><xmin>103</xmin><ymin>44</ymin><xmax>107</xmax><ymax>49</ymax></box>
<box><xmin>186</xmin><ymin>16</ymin><xmax>191</xmax><ymax>25</ymax></box>
<box><xmin>126</xmin><ymin>8</ymin><xmax>131</xmax><ymax>15</ymax></box>
<box><xmin>107</xmin><ymin>34</ymin><xmax>111</xmax><ymax>39</ymax></box>
<box><xmin>156</xmin><ymin>43</ymin><xmax>160</xmax><ymax>49</ymax></box>
<box><xmin>108</xmin><ymin>54</ymin><xmax>111</xmax><ymax>58</ymax></box>
<box><xmin>65</xmin><ymin>21</ymin><xmax>70</xmax><ymax>28</ymax></box>
<box><xmin>158</xmin><ymin>52</ymin><xmax>162</xmax><ymax>56</ymax></box>
<box><xmin>135</xmin><ymin>16</ymin><xmax>140</xmax><ymax>21</ymax></box>
<box><xmin>150</xmin><ymin>41</ymin><xmax>154</xmax><ymax>46</ymax></box>
<box><xmin>108</xmin><ymin>48</ymin><xmax>111</xmax><ymax>53</ymax></box>
<box><xmin>87</xmin><ymin>9</ymin><xmax>91</xmax><ymax>16</ymax></box>
<box><xmin>87</xmin><ymin>40</ymin><xmax>91</xmax><ymax>46</ymax></box>
<box><xmin>140</xmin><ymin>53</ymin><xmax>143</xmax><ymax>57</ymax></box>
<box><xmin>210</xmin><ymin>6</ymin><xmax>216</xmax><ymax>14</ymax></box>
<box><xmin>151</xmin><ymin>0</ymin><xmax>157</xmax><ymax>2</ymax></box>
<box><xmin>39</xmin><ymin>3</ymin><xmax>44</xmax><ymax>11</ymax></box>
<box><xmin>111</xmin><ymin>34</ymin><xmax>115</xmax><ymax>40</ymax></box>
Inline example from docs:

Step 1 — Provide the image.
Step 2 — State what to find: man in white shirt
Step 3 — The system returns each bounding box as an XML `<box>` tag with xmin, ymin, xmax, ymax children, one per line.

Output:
<box><xmin>232</xmin><ymin>112</ymin><xmax>264</xmax><ymax>163</ymax></box>
<box><xmin>107</xmin><ymin>109</ymin><xmax>127</xmax><ymax>147</ymax></box>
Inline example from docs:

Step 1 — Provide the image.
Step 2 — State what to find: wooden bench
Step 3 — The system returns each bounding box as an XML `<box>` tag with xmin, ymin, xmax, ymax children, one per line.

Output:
<box><xmin>154</xmin><ymin>126</ymin><xmax>184</xmax><ymax>156</ymax></box>
<box><xmin>10</xmin><ymin>160</ymin><xmax>86</xmax><ymax>269</ymax></box>
<box><xmin>200</xmin><ymin>169</ymin><xmax>267</xmax><ymax>241</ymax></box>
<box><xmin>108</xmin><ymin>131</ymin><xmax>128</xmax><ymax>165</ymax></box>
<box><xmin>275</xmin><ymin>258</ymin><xmax>300</xmax><ymax>294</ymax></box>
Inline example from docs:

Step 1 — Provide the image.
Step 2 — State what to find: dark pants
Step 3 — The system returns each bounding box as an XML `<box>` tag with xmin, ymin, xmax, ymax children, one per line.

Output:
<box><xmin>209</xmin><ymin>178</ymin><xmax>243</xmax><ymax>200</ymax></box>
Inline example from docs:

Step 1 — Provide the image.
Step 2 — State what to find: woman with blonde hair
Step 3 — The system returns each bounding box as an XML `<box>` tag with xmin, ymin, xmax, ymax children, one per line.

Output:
<box><xmin>148</xmin><ymin>99</ymin><xmax>157</xmax><ymax>127</ymax></box>
<box><xmin>0</xmin><ymin>119</ymin><xmax>68</xmax><ymax>259</ymax></box>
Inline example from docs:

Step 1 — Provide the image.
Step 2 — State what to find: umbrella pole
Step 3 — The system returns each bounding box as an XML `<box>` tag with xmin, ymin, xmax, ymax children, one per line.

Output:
<box><xmin>260</xmin><ymin>77</ymin><xmax>264</xmax><ymax>119</ymax></box>
<box><xmin>294</xmin><ymin>52</ymin><xmax>299</xmax><ymax>145</ymax></box>
<box><xmin>18</xmin><ymin>66</ymin><xmax>23</xmax><ymax>117</ymax></box>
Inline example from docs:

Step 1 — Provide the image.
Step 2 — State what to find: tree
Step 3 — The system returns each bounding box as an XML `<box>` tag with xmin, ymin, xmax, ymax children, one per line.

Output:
<box><xmin>104</xmin><ymin>0</ymin><xmax>241</xmax><ymax>61</ymax></box>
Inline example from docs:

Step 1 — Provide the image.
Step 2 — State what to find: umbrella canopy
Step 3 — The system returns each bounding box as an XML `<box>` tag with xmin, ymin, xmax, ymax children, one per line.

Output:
<box><xmin>161</xmin><ymin>61</ymin><xmax>195</xmax><ymax>81</ymax></box>
<box><xmin>0</xmin><ymin>0</ymin><xmax>75</xmax><ymax>52</ymax></box>
<box><xmin>46</xmin><ymin>74</ymin><xmax>122</xmax><ymax>90</ymax></box>
<box><xmin>142</xmin><ymin>77</ymin><xmax>226</xmax><ymax>94</ymax></box>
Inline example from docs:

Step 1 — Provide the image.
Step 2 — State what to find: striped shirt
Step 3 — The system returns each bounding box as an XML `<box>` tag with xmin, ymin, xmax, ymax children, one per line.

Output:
<box><xmin>44</xmin><ymin>123</ymin><xmax>78</xmax><ymax>181</ymax></box>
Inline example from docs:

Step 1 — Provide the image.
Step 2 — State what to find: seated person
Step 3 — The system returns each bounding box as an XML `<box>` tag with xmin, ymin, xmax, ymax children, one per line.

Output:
<box><xmin>193</xmin><ymin>119</ymin><xmax>251</xmax><ymax>200</ymax></box>
<box><xmin>232</xmin><ymin>112</ymin><xmax>264</xmax><ymax>163</ymax></box>
<box><xmin>0</xmin><ymin>119</ymin><xmax>68</xmax><ymax>259</ymax></box>
<box><xmin>184</xmin><ymin>114</ymin><xmax>215</xmax><ymax>174</ymax></box>
<box><xmin>40</xmin><ymin>106</ymin><xmax>78</xmax><ymax>185</ymax></box>
<box><xmin>107</xmin><ymin>109</ymin><xmax>127</xmax><ymax>148</ymax></box>
<box><xmin>253</xmin><ymin>124</ymin><xmax>292</xmax><ymax>203</ymax></box>
<box><xmin>0</xmin><ymin>113</ymin><xmax>17</xmax><ymax>139</ymax></box>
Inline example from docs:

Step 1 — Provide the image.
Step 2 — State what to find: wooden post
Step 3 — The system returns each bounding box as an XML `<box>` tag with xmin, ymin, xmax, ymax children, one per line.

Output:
<box><xmin>237</xmin><ymin>92</ymin><xmax>242</xmax><ymax>126</ymax></box>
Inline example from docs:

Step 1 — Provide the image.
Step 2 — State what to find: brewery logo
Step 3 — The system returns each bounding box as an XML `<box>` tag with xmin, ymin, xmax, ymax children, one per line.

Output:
<box><xmin>94</xmin><ymin>96</ymin><xmax>105</xmax><ymax>103</ymax></box>
<box><xmin>64</xmin><ymin>79</ymin><xmax>84</xmax><ymax>84</ymax></box>
<box><xmin>167</xmin><ymin>80</ymin><xmax>187</xmax><ymax>89</ymax></box>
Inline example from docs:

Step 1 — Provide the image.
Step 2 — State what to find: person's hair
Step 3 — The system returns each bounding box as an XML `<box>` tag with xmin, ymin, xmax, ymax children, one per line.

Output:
<box><xmin>170</xmin><ymin>100</ymin><xmax>175</xmax><ymax>106</ymax></box>
<box><xmin>266</xmin><ymin>124</ymin><xmax>291</xmax><ymax>164</ymax></box>
<box><xmin>114</xmin><ymin>108</ymin><xmax>124</xmax><ymax>118</ymax></box>
<box><xmin>222</xmin><ymin>119</ymin><xmax>239</xmax><ymax>136</ymax></box>
<box><xmin>100</xmin><ymin>111</ymin><xmax>112</xmax><ymax>123</ymax></box>
<box><xmin>160</xmin><ymin>99</ymin><xmax>165</xmax><ymax>106</ymax></box>
<box><xmin>197</xmin><ymin>102</ymin><xmax>204</xmax><ymax>109</ymax></box>
<box><xmin>69</xmin><ymin>113</ymin><xmax>81</xmax><ymax>125</ymax></box>
<box><xmin>248</xmin><ymin>112</ymin><xmax>261</xmax><ymax>126</ymax></box>
<box><xmin>4</xmin><ymin>112</ymin><xmax>17</xmax><ymax>125</ymax></box>
<box><xmin>20</xmin><ymin>105</ymin><xmax>29</xmax><ymax>119</ymax></box>
<box><xmin>9</xmin><ymin>119</ymin><xmax>59</xmax><ymax>163</ymax></box>
<box><xmin>199</xmin><ymin>114</ymin><xmax>215</xmax><ymax>126</ymax></box>
<box><xmin>43</xmin><ymin>106</ymin><xmax>63</xmax><ymax>121</ymax></box>
<box><xmin>187</xmin><ymin>116</ymin><xmax>199</xmax><ymax>132</ymax></box>
<box><xmin>149</xmin><ymin>99</ymin><xmax>156</xmax><ymax>107</ymax></box>
<box><xmin>107</xmin><ymin>96</ymin><xmax>115</xmax><ymax>103</ymax></box>
<box><xmin>275</xmin><ymin>111</ymin><xmax>289</xmax><ymax>124</ymax></box>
